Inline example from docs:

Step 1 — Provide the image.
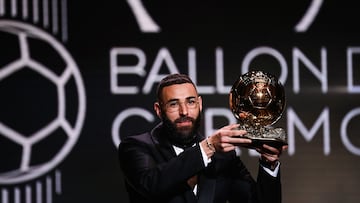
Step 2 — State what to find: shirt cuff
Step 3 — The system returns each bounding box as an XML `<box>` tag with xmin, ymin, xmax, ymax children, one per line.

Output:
<box><xmin>261</xmin><ymin>161</ymin><xmax>280</xmax><ymax>177</ymax></box>
<box><xmin>199</xmin><ymin>143</ymin><xmax>212</xmax><ymax>167</ymax></box>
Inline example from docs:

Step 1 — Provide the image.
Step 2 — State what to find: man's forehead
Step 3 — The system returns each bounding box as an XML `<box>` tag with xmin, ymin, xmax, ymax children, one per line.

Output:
<box><xmin>161</xmin><ymin>83</ymin><xmax>198</xmax><ymax>100</ymax></box>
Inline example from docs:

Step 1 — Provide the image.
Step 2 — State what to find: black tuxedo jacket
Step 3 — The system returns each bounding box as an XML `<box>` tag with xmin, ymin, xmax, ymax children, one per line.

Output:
<box><xmin>118</xmin><ymin>123</ymin><xmax>281</xmax><ymax>203</ymax></box>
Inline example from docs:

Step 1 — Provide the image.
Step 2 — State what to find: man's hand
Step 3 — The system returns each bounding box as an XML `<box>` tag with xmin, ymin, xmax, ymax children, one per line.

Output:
<box><xmin>207</xmin><ymin>124</ymin><xmax>251</xmax><ymax>152</ymax></box>
<box><xmin>256</xmin><ymin>144</ymin><xmax>288</xmax><ymax>170</ymax></box>
<box><xmin>204</xmin><ymin>123</ymin><xmax>288</xmax><ymax>170</ymax></box>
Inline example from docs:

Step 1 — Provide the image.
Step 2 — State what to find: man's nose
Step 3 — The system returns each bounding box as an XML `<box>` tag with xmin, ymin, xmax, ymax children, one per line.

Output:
<box><xmin>178</xmin><ymin>102</ymin><xmax>188</xmax><ymax>115</ymax></box>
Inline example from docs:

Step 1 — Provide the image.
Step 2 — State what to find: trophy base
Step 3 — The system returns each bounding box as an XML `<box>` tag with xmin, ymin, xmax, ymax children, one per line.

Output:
<box><xmin>245</xmin><ymin>137</ymin><xmax>288</xmax><ymax>149</ymax></box>
<box><xmin>235</xmin><ymin>125</ymin><xmax>288</xmax><ymax>150</ymax></box>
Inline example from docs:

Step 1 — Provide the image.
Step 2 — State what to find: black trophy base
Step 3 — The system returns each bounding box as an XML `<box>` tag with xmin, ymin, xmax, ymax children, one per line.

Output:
<box><xmin>234</xmin><ymin>126</ymin><xmax>288</xmax><ymax>150</ymax></box>
<box><xmin>246</xmin><ymin>137</ymin><xmax>288</xmax><ymax>149</ymax></box>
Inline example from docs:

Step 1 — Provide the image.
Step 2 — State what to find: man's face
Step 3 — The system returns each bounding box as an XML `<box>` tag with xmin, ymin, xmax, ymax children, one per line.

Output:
<box><xmin>155</xmin><ymin>83</ymin><xmax>203</xmax><ymax>145</ymax></box>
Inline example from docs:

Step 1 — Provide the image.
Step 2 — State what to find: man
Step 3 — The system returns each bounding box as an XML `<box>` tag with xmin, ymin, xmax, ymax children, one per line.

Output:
<box><xmin>118</xmin><ymin>73</ymin><xmax>286</xmax><ymax>203</ymax></box>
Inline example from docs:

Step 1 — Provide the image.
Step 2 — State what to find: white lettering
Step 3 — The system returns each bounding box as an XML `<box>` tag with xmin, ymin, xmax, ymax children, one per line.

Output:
<box><xmin>126</xmin><ymin>0</ymin><xmax>161</xmax><ymax>32</ymax></box>
<box><xmin>111</xmin><ymin>106</ymin><xmax>360</xmax><ymax>157</ymax></box>
<box><xmin>287</xmin><ymin>107</ymin><xmax>330</xmax><ymax>155</ymax></box>
<box><xmin>241</xmin><ymin>46</ymin><xmax>288</xmax><ymax>84</ymax></box>
<box><xmin>110</xmin><ymin>47</ymin><xmax>146</xmax><ymax>94</ymax></box>
<box><xmin>340</xmin><ymin>107</ymin><xmax>360</xmax><ymax>155</ymax></box>
<box><xmin>294</xmin><ymin>0</ymin><xmax>323</xmax><ymax>32</ymax></box>
<box><xmin>347</xmin><ymin>47</ymin><xmax>360</xmax><ymax>93</ymax></box>
<box><xmin>188</xmin><ymin>47</ymin><xmax>216</xmax><ymax>93</ymax></box>
<box><xmin>293</xmin><ymin>47</ymin><xmax>327</xmax><ymax>93</ymax></box>
<box><xmin>204</xmin><ymin>108</ymin><xmax>236</xmax><ymax>137</ymax></box>
<box><xmin>109</xmin><ymin>46</ymin><xmax>339</xmax><ymax>95</ymax></box>
<box><xmin>112</xmin><ymin>108</ymin><xmax>154</xmax><ymax>147</ymax></box>
<box><xmin>216</xmin><ymin>47</ymin><xmax>232</xmax><ymax>94</ymax></box>
<box><xmin>143</xmin><ymin>48</ymin><xmax>179</xmax><ymax>93</ymax></box>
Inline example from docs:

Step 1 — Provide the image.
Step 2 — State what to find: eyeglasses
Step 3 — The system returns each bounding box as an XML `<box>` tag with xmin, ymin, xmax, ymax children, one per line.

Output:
<box><xmin>163</xmin><ymin>97</ymin><xmax>199</xmax><ymax>113</ymax></box>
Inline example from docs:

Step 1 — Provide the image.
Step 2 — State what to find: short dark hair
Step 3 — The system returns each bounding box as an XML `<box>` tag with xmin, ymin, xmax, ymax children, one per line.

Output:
<box><xmin>156</xmin><ymin>73</ymin><xmax>196</xmax><ymax>102</ymax></box>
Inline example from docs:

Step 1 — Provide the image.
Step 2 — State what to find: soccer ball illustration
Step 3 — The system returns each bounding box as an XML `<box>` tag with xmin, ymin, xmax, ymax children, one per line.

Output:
<box><xmin>248</xmin><ymin>80</ymin><xmax>273</xmax><ymax>109</ymax></box>
<box><xmin>229</xmin><ymin>70</ymin><xmax>287</xmax><ymax>148</ymax></box>
<box><xmin>229</xmin><ymin>70</ymin><xmax>285</xmax><ymax>127</ymax></box>
<box><xmin>0</xmin><ymin>20</ymin><xmax>86</xmax><ymax>184</ymax></box>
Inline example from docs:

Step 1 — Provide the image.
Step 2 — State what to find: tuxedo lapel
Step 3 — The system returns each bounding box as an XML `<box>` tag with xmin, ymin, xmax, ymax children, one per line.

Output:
<box><xmin>150</xmin><ymin>125</ymin><xmax>177</xmax><ymax>161</ymax></box>
<box><xmin>157</xmin><ymin>143</ymin><xmax>177</xmax><ymax>161</ymax></box>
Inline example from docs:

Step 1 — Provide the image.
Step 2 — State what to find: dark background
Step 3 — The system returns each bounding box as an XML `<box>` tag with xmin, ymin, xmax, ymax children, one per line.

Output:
<box><xmin>1</xmin><ymin>1</ymin><xmax>360</xmax><ymax>202</ymax></box>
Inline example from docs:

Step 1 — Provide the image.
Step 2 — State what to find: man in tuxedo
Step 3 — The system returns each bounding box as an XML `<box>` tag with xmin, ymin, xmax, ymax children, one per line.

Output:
<box><xmin>118</xmin><ymin>73</ymin><xmax>286</xmax><ymax>203</ymax></box>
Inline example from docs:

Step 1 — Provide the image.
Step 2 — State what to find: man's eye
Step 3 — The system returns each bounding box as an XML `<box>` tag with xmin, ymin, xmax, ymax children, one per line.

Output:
<box><xmin>168</xmin><ymin>102</ymin><xmax>178</xmax><ymax>107</ymax></box>
<box><xmin>188</xmin><ymin>99</ymin><xmax>196</xmax><ymax>104</ymax></box>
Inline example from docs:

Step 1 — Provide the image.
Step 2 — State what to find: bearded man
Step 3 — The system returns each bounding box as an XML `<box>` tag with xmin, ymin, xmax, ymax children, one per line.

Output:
<box><xmin>118</xmin><ymin>73</ymin><xmax>285</xmax><ymax>203</ymax></box>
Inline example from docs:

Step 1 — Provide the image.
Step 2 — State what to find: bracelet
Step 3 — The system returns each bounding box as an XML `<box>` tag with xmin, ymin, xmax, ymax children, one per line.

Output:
<box><xmin>206</xmin><ymin>138</ymin><xmax>216</xmax><ymax>153</ymax></box>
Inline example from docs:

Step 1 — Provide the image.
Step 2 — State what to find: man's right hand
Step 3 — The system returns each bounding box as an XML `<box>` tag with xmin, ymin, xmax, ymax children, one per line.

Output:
<box><xmin>207</xmin><ymin>124</ymin><xmax>252</xmax><ymax>153</ymax></box>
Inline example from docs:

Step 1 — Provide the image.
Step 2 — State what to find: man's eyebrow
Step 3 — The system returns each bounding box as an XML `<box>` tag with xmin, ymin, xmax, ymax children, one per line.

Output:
<box><xmin>166</xmin><ymin>98</ymin><xmax>179</xmax><ymax>103</ymax></box>
<box><xmin>186</xmin><ymin>96</ymin><xmax>197</xmax><ymax>100</ymax></box>
<box><xmin>166</xmin><ymin>96</ymin><xmax>196</xmax><ymax>103</ymax></box>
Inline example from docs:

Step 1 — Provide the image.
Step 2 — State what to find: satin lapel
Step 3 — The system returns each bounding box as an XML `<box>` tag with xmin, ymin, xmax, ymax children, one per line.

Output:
<box><xmin>151</xmin><ymin>129</ymin><xmax>177</xmax><ymax>161</ymax></box>
<box><xmin>157</xmin><ymin>143</ymin><xmax>176</xmax><ymax>161</ymax></box>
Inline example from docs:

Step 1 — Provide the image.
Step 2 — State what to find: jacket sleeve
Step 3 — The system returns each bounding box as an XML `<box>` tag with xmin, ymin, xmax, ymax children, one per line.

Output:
<box><xmin>256</xmin><ymin>165</ymin><xmax>282</xmax><ymax>203</ymax></box>
<box><xmin>219</xmin><ymin>152</ymin><xmax>281</xmax><ymax>203</ymax></box>
<box><xmin>118</xmin><ymin>134</ymin><xmax>206</xmax><ymax>200</ymax></box>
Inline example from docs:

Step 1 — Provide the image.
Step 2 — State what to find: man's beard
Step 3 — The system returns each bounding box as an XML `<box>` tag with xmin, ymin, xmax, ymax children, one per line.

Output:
<box><xmin>161</xmin><ymin>111</ymin><xmax>201</xmax><ymax>148</ymax></box>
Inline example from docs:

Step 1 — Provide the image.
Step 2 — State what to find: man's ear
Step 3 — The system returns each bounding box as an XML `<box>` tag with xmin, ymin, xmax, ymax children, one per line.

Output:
<box><xmin>198</xmin><ymin>96</ymin><xmax>203</xmax><ymax>112</ymax></box>
<box><xmin>154</xmin><ymin>102</ymin><xmax>162</xmax><ymax>118</ymax></box>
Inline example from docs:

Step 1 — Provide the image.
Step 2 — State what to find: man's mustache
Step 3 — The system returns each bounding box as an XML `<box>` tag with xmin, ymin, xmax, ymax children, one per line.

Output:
<box><xmin>175</xmin><ymin>117</ymin><xmax>195</xmax><ymax>123</ymax></box>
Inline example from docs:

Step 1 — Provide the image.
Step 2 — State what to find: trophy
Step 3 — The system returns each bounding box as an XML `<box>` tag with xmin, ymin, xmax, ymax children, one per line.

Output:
<box><xmin>229</xmin><ymin>70</ymin><xmax>288</xmax><ymax>149</ymax></box>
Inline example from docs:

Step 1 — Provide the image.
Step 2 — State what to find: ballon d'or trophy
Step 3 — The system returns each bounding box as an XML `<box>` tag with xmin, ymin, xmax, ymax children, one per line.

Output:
<box><xmin>229</xmin><ymin>70</ymin><xmax>288</xmax><ymax>149</ymax></box>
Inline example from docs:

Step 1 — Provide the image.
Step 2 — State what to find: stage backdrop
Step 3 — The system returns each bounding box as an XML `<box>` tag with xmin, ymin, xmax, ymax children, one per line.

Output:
<box><xmin>1</xmin><ymin>1</ymin><xmax>360</xmax><ymax>203</ymax></box>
